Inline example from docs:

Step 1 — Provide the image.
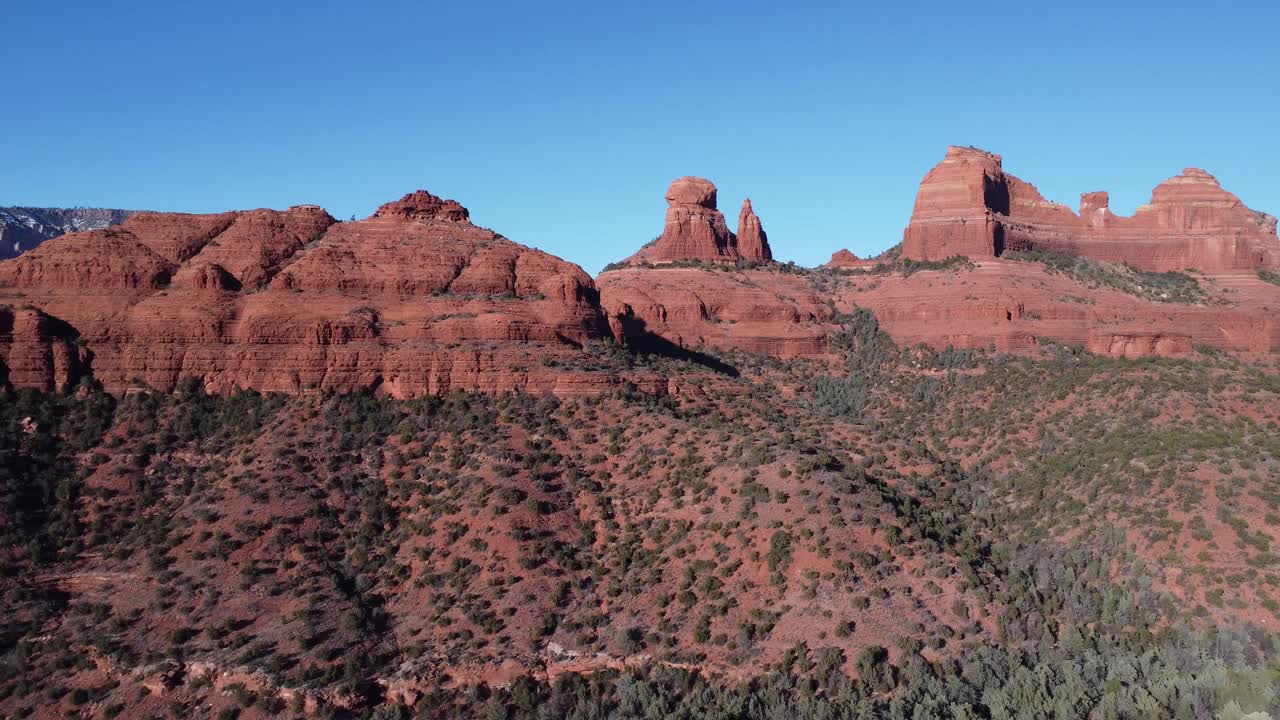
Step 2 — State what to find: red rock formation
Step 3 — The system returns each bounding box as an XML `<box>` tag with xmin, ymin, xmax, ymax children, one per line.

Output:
<box><xmin>371</xmin><ymin>190</ymin><xmax>470</xmax><ymax>222</ymax></box>
<box><xmin>601</xmin><ymin>181</ymin><xmax>828</xmax><ymax>355</ymax></box>
<box><xmin>826</xmin><ymin>250</ymin><xmax>860</xmax><ymax>266</ymax></box>
<box><xmin>628</xmin><ymin>177</ymin><xmax>736</xmax><ymax>264</ymax></box>
<box><xmin>122</xmin><ymin>211</ymin><xmax>238</xmax><ymax>262</ymax></box>
<box><xmin>901</xmin><ymin>147</ymin><xmax>1008</xmax><ymax>262</ymax></box>
<box><xmin>626</xmin><ymin>177</ymin><xmax>774</xmax><ymax>265</ymax></box>
<box><xmin>735</xmin><ymin>199</ymin><xmax>772</xmax><ymax>262</ymax></box>
<box><xmin>1080</xmin><ymin>191</ymin><xmax>1110</xmax><ymax>218</ymax></box>
<box><xmin>831</xmin><ymin>259</ymin><xmax>1279</xmax><ymax>357</ymax></box>
<box><xmin>598</xmin><ymin>266</ymin><xmax>833</xmax><ymax>358</ymax></box>
<box><xmin>824</xmin><ymin>249</ymin><xmax>878</xmax><ymax>269</ymax></box>
<box><xmin>0</xmin><ymin>228</ymin><xmax>178</xmax><ymax>290</ymax></box>
<box><xmin>184</xmin><ymin>206</ymin><xmax>336</xmax><ymax>288</ymax></box>
<box><xmin>0</xmin><ymin>205</ymin><xmax>334</xmax><ymax>293</ymax></box>
<box><xmin>0</xmin><ymin>306</ymin><xmax>84</xmax><ymax>392</ymax></box>
<box><xmin>1086</xmin><ymin>332</ymin><xmax>1193</xmax><ymax>359</ymax></box>
<box><xmin>172</xmin><ymin>262</ymin><xmax>241</xmax><ymax>291</ymax></box>
<box><xmin>6</xmin><ymin>170</ymin><xmax>1277</xmax><ymax>381</ymax></box>
<box><xmin>602</xmin><ymin>160</ymin><xmax>1280</xmax><ymax>362</ymax></box>
<box><xmin>0</xmin><ymin>191</ymin><xmax>621</xmax><ymax>397</ymax></box>
<box><xmin>902</xmin><ymin>146</ymin><xmax>1280</xmax><ymax>272</ymax></box>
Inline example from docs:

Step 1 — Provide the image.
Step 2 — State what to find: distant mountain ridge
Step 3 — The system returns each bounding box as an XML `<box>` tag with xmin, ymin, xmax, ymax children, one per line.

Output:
<box><xmin>0</xmin><ymin>206</ymin><xmax>134</xmax><ymax>259</ymax></box>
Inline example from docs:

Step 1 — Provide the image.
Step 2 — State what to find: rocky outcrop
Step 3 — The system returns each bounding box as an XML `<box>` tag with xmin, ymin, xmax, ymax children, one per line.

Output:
<box><xmin>735</xmin><ymin>199</ymin><xmax>772</xmax><ymax>262</ymax></box>
<box><xmin>824</xmin><ymin>249</ymin><xmax>874</xmax><ymax>269</ymax></box>
<box><xmin>0</xmin><ymin>191</ymin><xmax>621</xmax><ymax>397</ymax></box>
<box><xmin>0</xmin><ymin>206</ymin><xmax>134</xmax><ymax>260</ymax></box>
<box><xmin>626</xmin><ymin>177</ymin><xmax>773</xmax><ymax>265</ymax></box>
<box><xmin>120</xmin><ymin>211</ymin><xmax>239</xmax><ymax>263</ymax></box>
<box><xmin>902</xmin><ymin>146</ymin><xmax>1280</xmax><ymax>272</ymax></box>
<box><xmin>0</xmin><ymin>306</ymin><xmax>84</xmax><ymax>392</ymax></box>
<box><xmin>831</xmin><ymin>258</ymin><xmax>1279</xmax><ymax>357</ymax></box>
<box><xmin>602</xmin><ymin>180</ymin><xmax>827</xmax><ymax>356</ymax></box>
<box><xmin>599</xmin><ymin>267</ymin><xmax>833</xmax><ymax>358</ymax></box>
<box><xmin>629</xmin><ymin>177</ymin><xmax>736</xmax><ymax>264</ymax></box>
<box><xmin>1086</xmin><ymin>332</ymin><xmax>1194</xmax><ymax>359</ymax></box>
<box><xmin>371</xmin><ymin>190</ymin><xmax>470</xmax><ymax>222</ymax></box>
<box><xmin>184</xmin><ymin>206</ymin><xmax>337</xmax><ymax>288</ymax></box>
<box><xmin>0</xmin><ymin>228</ymin><xmax>178</xmax><ymax>290</ymax></box>
<box><xmin>0</xmin><ymin>206</ymin><xmax>336</xmax><ymax>293</ymax></box>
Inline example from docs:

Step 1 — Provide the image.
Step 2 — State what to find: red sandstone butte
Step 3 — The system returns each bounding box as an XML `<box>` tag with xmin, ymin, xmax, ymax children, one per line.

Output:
<box><xmin>0</xmin><ymin>191</ymin><xmax>618</xmax><ymax>397</ymax></box>
<box><xmin>902</xmin><ymin>146</ymin><xmax>1280</xmax><ymax>272</ymax></box>
<box><xmin>627</xmin><ymin>177</ymin><xmax>772</xmax><ymax>264</ymax></box>
<box><xmin>824</xmin><ymin>249</ymin><xmax>874</xmax><ymax>269</ymax></box>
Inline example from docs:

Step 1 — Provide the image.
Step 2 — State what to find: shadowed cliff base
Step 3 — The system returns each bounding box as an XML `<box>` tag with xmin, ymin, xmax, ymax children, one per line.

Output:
<box><xmin>614</xmin><ymin>314</ymin><xmax>740</xmax><ymax>377</ymax></box>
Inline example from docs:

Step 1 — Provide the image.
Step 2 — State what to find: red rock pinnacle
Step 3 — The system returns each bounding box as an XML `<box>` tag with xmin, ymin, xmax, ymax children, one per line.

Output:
<box><xmin>627</xmin><ymin>177</ymin><xmax>775</xmax><ymax>265</ymax></box>
<box><xmin>736</xmin><ymin>198</ymin><xmax>772</xmax><ymax>262</ymax></box>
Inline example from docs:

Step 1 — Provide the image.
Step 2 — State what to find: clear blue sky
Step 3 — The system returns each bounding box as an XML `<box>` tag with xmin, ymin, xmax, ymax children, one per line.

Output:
<box><xmin>6</xmin><ymin>1</ymin><xmax>1277</xmax><ymax>273</ymax></box>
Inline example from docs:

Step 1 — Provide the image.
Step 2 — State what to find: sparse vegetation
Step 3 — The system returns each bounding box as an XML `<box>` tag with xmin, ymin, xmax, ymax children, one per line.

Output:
<box><xmin>1008</xmin><ymin>249</ymin><xmax>1209</xmax><ymax>303</ymax></box>
<box><xmin>1</xmin><ymin>329</ymin><xmax>1277</xmax><ymax>718</ymax></box>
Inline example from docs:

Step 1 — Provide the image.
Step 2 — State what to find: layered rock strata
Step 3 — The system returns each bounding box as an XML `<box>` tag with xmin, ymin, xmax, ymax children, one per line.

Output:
<box><xmin>0</xmin><ymin>191</ymin><xmax>616</xmax><ymax>396</ymax></box>
<box><xmin>627</xmin><ymin>177</ymin><xmax>773</xmax><ymax>264</ymax></box>
<box><xmin>902</xmin><ymin>146</ymin><xmax>1280</xmax><ymax>272</ymax></box>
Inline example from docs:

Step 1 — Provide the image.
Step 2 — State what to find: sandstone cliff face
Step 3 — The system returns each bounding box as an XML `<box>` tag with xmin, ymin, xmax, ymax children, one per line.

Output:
<box><xmin>183</xmin><ymin>207</ymin><xmax>337</xmax><ymax>288</ymax></box>
<box><xmin>830</xmin><ymin>259</ymin><xmax>1279</xmax><ymax>358</ymax></box>
<box><xmin>0</xmin><ymin>306</ymin><xmax>84</xmax><ymax>392</ymax></box>
<box><xmin>0</xmin><ymin>191</ymin><xmax>615</xmax><ymax>397</ymax></box>
<box><xmin>627</xmin><ymin>177</ymin><xmax>773</xmax><ymax>264</ymax></box>
<box><xmin>598</xmin><ymin>267</ymin><xmax>833</xmax><ymax>358</ymax></box>
<box><xmin>120</xmin><ymin>211</ymin><xmax>240</xmax><ymax>263</ymax></box>
<box><xmin>902</xmin><ymin>146</ymin><xmax>1280</xmax><ymax>272</ymax></box>
<box><xmin>1085</xmin><ymin>332</ymin><xmax>1194</xmax><ymax>360</ymax></box>
<box><xmin>598</xmin><ymin>256</ymin><xmax>1278</xmax><ymax>363</ymax></box>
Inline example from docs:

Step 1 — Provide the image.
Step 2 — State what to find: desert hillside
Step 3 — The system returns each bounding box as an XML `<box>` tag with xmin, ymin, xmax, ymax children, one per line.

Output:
<box><xmin>2</xmin><ymin>149</ymin><xmax>1280</xmax><ymax>719</ymax></box>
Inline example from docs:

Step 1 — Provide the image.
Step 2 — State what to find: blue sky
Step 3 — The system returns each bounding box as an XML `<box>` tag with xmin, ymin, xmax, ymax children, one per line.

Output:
<box><xmin>6</xmin><ymin>1</ymin><xmax>1277</xmax><ymax>273</ymax></box>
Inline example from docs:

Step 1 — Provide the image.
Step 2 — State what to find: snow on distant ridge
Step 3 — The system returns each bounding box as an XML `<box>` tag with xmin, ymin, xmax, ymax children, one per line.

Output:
<box><xmin>0</xmin><ymin>206</ymin><xmax>135</xmax><ymax>260</ymax></box>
